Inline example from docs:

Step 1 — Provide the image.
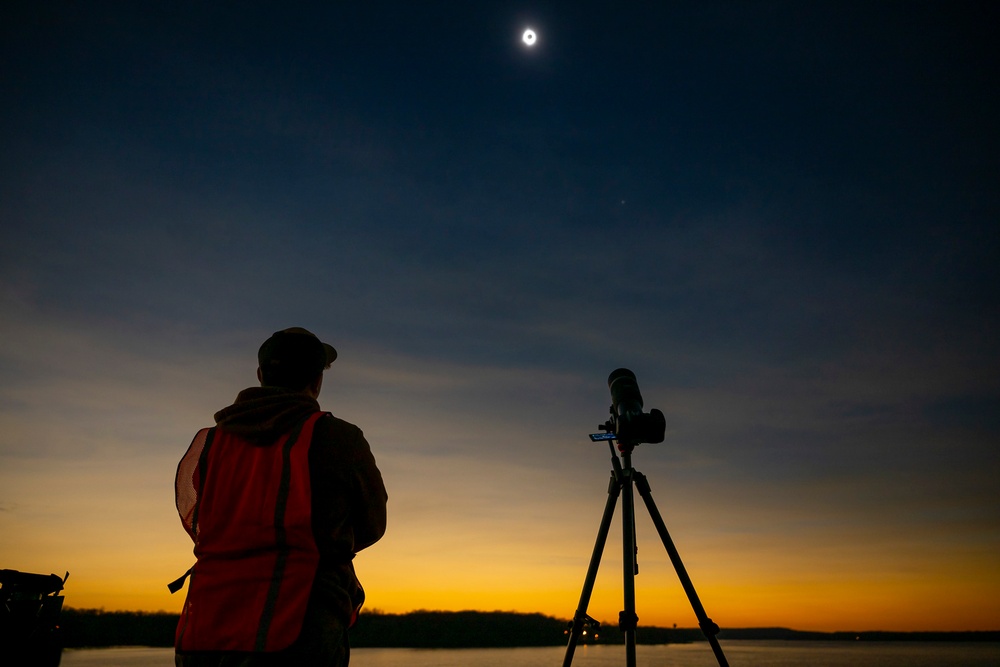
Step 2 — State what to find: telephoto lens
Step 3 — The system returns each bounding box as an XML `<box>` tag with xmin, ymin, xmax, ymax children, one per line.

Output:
<box><xmin>608</xmin><ymin>368</ymin><xmax>643</xmax><ymax>419</ymax></box>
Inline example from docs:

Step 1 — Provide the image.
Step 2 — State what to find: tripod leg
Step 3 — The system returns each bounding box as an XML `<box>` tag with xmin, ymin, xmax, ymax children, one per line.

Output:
<box><xmin>634</xmin><ymin>471</ymin><xmax>730</xmax><ymax>667</ymax></box>
<box><xmin>620</xmin><ymin>467</ymin><xmax>638</xmax><ymax>667</ymax></box>
<box><xmin>563</xmin><ymin>473</ymin><xmax>621</xmax><ymax>667</ymax></box>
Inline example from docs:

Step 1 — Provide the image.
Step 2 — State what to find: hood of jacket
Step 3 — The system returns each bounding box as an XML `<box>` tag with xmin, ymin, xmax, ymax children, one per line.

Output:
<box><xmin>214</xmin><ymin>386</ymin><xmax>320</xmax><ymax>443</ymax></box>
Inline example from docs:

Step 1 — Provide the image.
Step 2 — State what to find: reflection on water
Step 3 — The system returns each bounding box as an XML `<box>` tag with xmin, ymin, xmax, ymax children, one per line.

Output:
<box><xmin>62</xmin><ymin>647</ymin><xmax>173</xmax><ymax>666</ymax></box>
<box><xmin>61</xmin><ymin>641</ymin><xmax>1000</xmax><ymax>667</ymax></box>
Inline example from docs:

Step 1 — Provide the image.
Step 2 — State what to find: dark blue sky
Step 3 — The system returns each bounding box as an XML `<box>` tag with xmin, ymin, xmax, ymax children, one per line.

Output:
<box><xmin>2</xmin><ymin>1</ymin><xmax>998</xmax><ymax>629</ymax></box>
<box><xmin>5</xmin><ymin>2</ymin><xmax>997</xmax><ymax>360</ymax></box>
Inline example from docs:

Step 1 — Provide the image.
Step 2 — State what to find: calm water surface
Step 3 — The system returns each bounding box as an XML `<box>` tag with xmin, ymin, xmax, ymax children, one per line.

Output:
<box><xmin>61</xmin><ymin>641</ymin><xmax>1000</xmax><ymax>666</ymax></box>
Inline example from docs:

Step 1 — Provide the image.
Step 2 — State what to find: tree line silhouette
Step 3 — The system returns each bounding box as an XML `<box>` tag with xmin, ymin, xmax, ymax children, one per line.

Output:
<box><xmin>58</xmin><ymin>608</ymin><xmax>1000</xmax><ymax>648</ymax></box>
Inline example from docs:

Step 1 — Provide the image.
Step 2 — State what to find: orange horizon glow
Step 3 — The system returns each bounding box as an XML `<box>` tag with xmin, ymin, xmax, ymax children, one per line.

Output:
<box><xmin>2</xmin><ymin>330</ymin><xmax>998</xmax><ymax>636</ymax></box>
<box><xmin>9</xmin><ymin>519</ymin><xmax>998</xmax><ymax>633</ymax></box>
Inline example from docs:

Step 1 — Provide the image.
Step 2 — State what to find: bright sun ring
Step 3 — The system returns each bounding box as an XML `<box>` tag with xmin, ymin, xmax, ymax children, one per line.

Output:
<box><xmin>522</xmin><ymin>29</ymin><xmax>537</xmax><ymax>47</ymax></box>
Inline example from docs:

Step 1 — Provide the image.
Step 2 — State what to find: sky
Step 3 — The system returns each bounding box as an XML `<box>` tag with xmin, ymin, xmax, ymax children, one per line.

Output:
<box><xmin>1</xmin><ymin>1</ymin><xmax>998</xmax><ymax>633</ymax></box>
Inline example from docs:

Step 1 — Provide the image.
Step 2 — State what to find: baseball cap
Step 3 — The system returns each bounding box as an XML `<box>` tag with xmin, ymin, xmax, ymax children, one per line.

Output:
<box><xmin>257</xmin><ymin>327</ymin><xmax>337</xmax><ymax>388</ymax></box>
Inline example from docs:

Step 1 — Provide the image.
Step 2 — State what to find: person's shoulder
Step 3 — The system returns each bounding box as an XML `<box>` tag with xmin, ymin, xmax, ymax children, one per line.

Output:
<box><xmin>310</xmin><ymin>413</ymin><xmax>373</xmax><ymax>468</ymax></box>
<box><xmin>314</xmin><ymin>412</ymin><xmax>365</xmax><ymax>441</ymax></box>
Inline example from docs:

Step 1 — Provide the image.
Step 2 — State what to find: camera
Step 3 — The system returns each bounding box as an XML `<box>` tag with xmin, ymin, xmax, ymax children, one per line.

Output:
<box><xmin>607</xmin><ymin>368</ymin><xmax>665</xmax><ymax>445</ymax></box>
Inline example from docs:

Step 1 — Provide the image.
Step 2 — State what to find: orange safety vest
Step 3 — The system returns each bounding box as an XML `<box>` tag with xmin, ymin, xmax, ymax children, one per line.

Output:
<box><xmin>174</xmin><ymin>412</ymin><xmax>325</xmax><ymax>652</ymax></box>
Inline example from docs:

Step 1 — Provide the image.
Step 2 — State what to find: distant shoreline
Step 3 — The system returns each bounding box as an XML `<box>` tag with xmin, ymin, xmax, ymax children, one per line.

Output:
<box><xmin>58</xmin><ymin>608</ymin><xmax>1000</xmax><ymax>649</ymax></box>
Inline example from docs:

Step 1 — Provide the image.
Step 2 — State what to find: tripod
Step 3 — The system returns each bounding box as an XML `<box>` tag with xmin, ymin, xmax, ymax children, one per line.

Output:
<box><xmin>563</xmin><ymin>435</ymin><xmax>729</xmax><ymax>667</ymax></box>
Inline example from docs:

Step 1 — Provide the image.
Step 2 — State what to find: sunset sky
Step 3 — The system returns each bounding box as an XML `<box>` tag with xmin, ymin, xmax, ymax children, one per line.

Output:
<box><xmin>2</xmin><ymin>2</ymin><xmax>998</xmax><ymax>633</ymax></box>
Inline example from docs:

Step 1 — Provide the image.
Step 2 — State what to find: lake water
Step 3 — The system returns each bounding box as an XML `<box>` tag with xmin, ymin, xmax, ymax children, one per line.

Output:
<box><xmin>61</xmin><ymin>641</ymin><xmax>1000</xmax><ymax>666</ymax></box>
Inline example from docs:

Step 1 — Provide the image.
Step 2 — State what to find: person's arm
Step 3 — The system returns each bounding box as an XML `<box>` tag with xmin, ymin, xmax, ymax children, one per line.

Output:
<box><xmin>348</xmin><ymin>429</ymin><xmax>387</xmax><ymax>551</ymax></box>
<box><xmin>310</xmin><ymin>415</ymin><xmax>387</xmax><ymax>555</ymax></box>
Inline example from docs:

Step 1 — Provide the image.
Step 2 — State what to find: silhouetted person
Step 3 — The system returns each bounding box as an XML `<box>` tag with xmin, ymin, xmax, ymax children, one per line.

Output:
<box><xmin>173</xmin><ymin>328</ymin><xmax>387</xmax><ymax>667</ymax></box>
